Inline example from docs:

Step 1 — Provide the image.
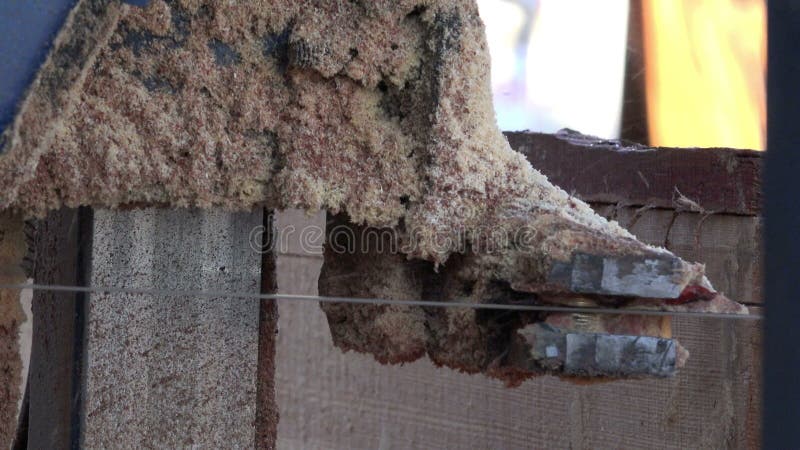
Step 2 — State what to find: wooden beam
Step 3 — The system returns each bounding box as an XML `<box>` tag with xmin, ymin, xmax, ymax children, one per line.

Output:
<box><xmin>28</xmin><ymin>207</ymin><xmax>91</xmax><ymax>449</ymax></box>
<box><xmin>275</xmin><ymin>207</ymin><xmax>762</xmax><ymax>449</ymax></box>
<box><xmin>80</xmin><ymin>208</ymin><xmax>266</xmax><ymax>447</ymax></box>
<box><xmin>274</xmin><ymin>130</ymin><xmax>764</xmax><ymax>446</ymax></box>
<box><xmin>506</xmin><ymin>130</ymin><xmax>762</xmax><ymax>216</ymax></box>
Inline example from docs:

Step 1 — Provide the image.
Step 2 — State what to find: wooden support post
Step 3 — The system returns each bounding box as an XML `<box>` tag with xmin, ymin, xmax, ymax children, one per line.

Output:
<box><xmin>75</xmin><ymin>208</ymin><xmax>269</xmax><ymax>447</ymax></box>
<box><xmin>28</xmin><ymin>208</ymin><xmax>91</xmax><ymax>449</ymax></box>
<box><xmin>27</xmin><ymin>207</ymin><xmax>279</xmax><ymax>447</ymax></box>
<box><xmin>276</xmin><ymin>136</ymin><xmax>763</xmax><ymax>448</ymax></box>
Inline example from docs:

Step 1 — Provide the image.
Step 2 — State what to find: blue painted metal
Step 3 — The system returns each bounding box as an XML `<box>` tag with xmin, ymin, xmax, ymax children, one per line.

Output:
<box><xmin>0</xmin><ymin>0</ymin><xmax>78</xmax><ymax>133</ymax></box>
<box><xmin>0</xmin><ymin>0</ymin><xmax>149</xmax><ymax>135</ymax></box>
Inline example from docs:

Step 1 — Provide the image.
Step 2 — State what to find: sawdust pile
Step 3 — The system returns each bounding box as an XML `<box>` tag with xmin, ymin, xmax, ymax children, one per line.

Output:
<box><xmin>1</xmin><ymin>0</ymin><xmax>634</xmax><ymax>261</ymax></box>
<box><xmin>0</xmin><ymin>0</ymin><xmax>744</xmax><ymax>384</ymax></box>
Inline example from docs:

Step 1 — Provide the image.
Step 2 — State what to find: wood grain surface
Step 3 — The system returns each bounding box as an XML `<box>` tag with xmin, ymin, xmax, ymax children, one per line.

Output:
<box><xmin>83</xmin><ymin>209</ymin><xmax>264</xmax><ymax>448</ymax></box>
<box><xmin>507</xmin><ymin>131</ymin><xmax>762</xmax><ymax>216</ymax></box>
<box><xmin>274</xmin><ymin>203</ymin><xmax>761</xmax><ymax>449</ymax></box>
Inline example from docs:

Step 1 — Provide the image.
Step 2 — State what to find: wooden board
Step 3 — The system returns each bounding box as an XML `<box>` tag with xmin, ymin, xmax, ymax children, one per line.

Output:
<box><xmin>273</xmin><ymin>205</ymin><xmax>762</xmax><ymax>449</ymax></box>
<box><xmin>27</xmin><ymin>208</ymin><xmax>91</xmax><ymax>449</ymax></box>
<box><xmin>24</xmin><ymin>207</ymin><xmax>281</xmax><ymax>448</ymax></box>
<box><xmin>257</xmin><ymin>211</ymin><xmax>280</xmax><ymax>450</ymax></box>
<box><xmin>82</xmin><ymin>209</ymin><xmax>264</xmax><ymax>447</ymax></box>
<box><xmin>506</xmin><ymin>131</ymin><xmax>762</xmax><ymax>216</ymax></box>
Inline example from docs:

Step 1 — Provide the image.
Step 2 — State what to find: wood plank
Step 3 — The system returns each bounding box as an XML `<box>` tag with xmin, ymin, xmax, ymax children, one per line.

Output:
<box><xmin>27</xmin><ymin>208</ymin><xmax>91</xmax><ymax>449</ymax></box>
<box><xmin>272</xmin><ymin>207</ymin><xmax>762</xmax><ymax>449</ymax></box>
<box><xmin>82</xmin><ymin>208</ymin><xmax>263</xmax><ymax>447</ymax></box>
<box><xmin>276</xmin><ymin>299</ymin><xmax>761</xmax><ymax>449</ymax></box>
<box><xmin>257</xmin><ymin>211</ymin><xmax>279</xmax><ymax>450</ymax></box>
<box><xmin>505</xmin><ymin>131</ymin><xmax>762</xmax><ymax>216</ymax></box>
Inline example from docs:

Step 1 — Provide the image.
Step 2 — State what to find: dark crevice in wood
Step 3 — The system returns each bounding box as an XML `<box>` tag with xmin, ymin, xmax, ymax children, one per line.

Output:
<box><xmin>70</xmin><ymin>206</ymin><xmax>92</xmax><ymax>449</ymax></box>
<box><xmin>11</xmin><ymin>382</ymin><xmax>28</xmax><ymax>450</ymax></box>
<box><xmin>256</xmin><ymin>210</ymin><xmax>278</xmax><ymax>450</ymax></box>
<box><xmin>27</xmin><ymin>207</ymin><xmax>92</xmax><ymax>449</ymax></box>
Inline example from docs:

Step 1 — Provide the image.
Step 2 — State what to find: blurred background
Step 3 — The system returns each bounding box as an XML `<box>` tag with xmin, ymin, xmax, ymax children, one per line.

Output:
<box><xmin>476</xmin><ymin>0</ymin><xmax>766</xmax><ymax>150</ymax></box>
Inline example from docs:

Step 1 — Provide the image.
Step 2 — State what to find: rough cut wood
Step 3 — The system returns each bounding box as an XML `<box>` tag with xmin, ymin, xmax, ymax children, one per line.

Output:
<box><xmin>21</xmin><ymin>208</ymin><xmax>280</xmax><ymax>447</ymax></box>
<box><xmin>0</xmin><ymin>0</ymin><xmax>746</xmax><ymax>386</ymax></box>
<box><xmin>275</xmin><ymin>141</ymin><xmax>763</xmax><ymax>448</ymax></box>
<box><xmin>274</xmin><ymin>206</ymin><xmax>762</xmax><ymax>449</ymax></box>
<box><xmin>82</xmin><ymin>209</ymin><xmax>264</xmax><ymax>447</ymax></box>
<box><xmin>27</xmin><ymin>208</ymin><xmax>91</xmax><ymax>449</ymax></box>
<box><xmin>507</xmin><ymin>130</ymin><xmax>762</xmax><ymax>216</ymax></box>
<box><xmin>257</xmin><ymin>211</ymin><xmax>279</xmax><ymax>450</ymax></box>
<box><xmin>0</xmin><ymin>0</ymin><xmax>759</xmax><ymax>442</ymax></box>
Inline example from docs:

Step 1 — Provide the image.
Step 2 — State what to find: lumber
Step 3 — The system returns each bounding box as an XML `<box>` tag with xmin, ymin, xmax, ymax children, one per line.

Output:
<box><xmin>0</xmin><ymin>0</ymin><xmax>746</xmax><ymax>383</ymax></box>
<box><xmin>507</xmin><ymin>130</ymin><xmax>762</xmax><ymax>216</ymax></box>
<box><xmin>27</xmin><ymin>208</ymin><xmax>91</xmax><ymax>449</ymax></box>
<box><xmin>82</xmin><ymin>208</ymin><xmax>264</xmax><ymax>447</ymax></box>
<box><xmin>275</xmin><ymin>206</ymin><xmax>762</xmax><ymax>449</ymax></box>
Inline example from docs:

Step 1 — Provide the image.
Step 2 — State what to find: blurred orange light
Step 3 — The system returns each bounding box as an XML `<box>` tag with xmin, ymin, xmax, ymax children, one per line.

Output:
<box><xmin>643</xmin><ymin>0</ymin><xmax>766</xmax><ymax>150</ymax></box>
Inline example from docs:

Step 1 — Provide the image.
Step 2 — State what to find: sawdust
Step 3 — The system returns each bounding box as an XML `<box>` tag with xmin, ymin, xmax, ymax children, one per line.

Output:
<box><xmin>0</xmin><ymin>0</ymin><xmax>742</xmax><ymax>383</ymax></box>
<box><xmin>1</xmin><ymin>0</ymin><xmax>636</xmax><ymax>263</ymax></box>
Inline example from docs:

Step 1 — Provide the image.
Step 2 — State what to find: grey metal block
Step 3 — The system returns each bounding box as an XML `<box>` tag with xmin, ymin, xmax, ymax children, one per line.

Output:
<box><xmin>518</xmin><ymin>323</ymin><xmax>677</xmax><ymax>378</ymax></box>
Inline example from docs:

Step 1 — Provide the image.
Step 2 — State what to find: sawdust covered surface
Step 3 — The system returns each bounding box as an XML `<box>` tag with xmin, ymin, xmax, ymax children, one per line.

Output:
<box><xmin>0</xmin><ymin>0</ymin><xmax>637</xmax><ymax>266</ymax></box>
<box><xmin>0</xmin><ymin>0</ymin><xmax>715</xmax><ymax>382</ymax></box>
